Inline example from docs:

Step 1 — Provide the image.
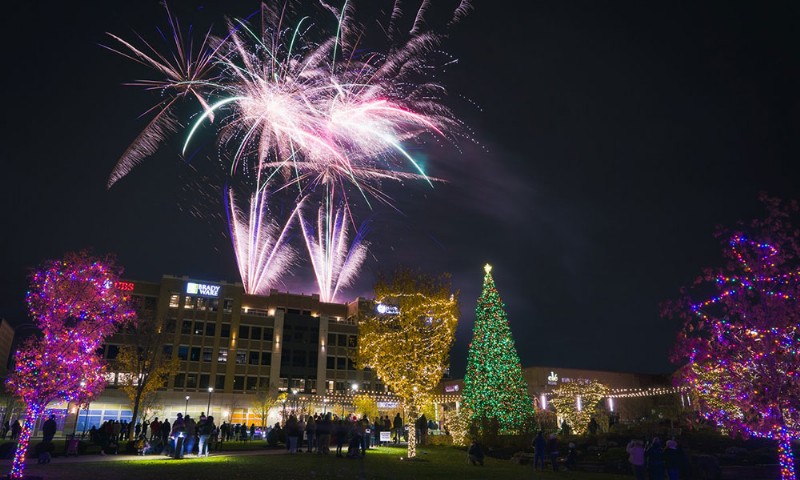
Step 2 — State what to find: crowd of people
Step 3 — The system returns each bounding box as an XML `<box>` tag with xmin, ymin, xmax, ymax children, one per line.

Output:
<box><xmin>627</xmin><ymin>437</ymin><xmax>689</xmax><ymax>480</ymax></box>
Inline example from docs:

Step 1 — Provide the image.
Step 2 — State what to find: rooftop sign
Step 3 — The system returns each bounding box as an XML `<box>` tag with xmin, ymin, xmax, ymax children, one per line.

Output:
<box><xmin>186</xmin><ymin>282</ymin><xmax>221</xmax><ymax>297</ymax></box>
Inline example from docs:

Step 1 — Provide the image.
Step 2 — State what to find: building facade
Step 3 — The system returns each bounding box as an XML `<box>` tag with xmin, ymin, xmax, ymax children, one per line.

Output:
<box><xmin>55</xmin><ymin>275</ymin><xmax>382</xmax><ymax>434</ymax></box>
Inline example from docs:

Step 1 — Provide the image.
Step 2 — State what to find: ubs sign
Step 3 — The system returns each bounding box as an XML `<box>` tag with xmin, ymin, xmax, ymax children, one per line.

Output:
<box><xmin>186</xmin><ymin>282</ymin><xmax>221</xmax><ymax>297</ymax></box>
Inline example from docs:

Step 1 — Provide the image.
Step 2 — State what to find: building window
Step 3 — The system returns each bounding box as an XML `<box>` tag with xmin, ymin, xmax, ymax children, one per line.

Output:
<box><xmin>263</xmin><ymin>328</ymin><xmax>273</xmax><ymax>342</ymax></box>
<box><xmin>163</xmin><ymin>345</ymin><xmax>173</xmax><ymax>357</ymax></box>
<box><xmin>184</xmin><ymin>296</ymin><xmax>194</xmax><ymax>309</ymax></box>
<box><xmin>259</xmin><ymin>377</ymin><xmax>270</xmax><ymax>389</ymax></box>
<box><xmin>335</xmin><ymin>381</ymin><xmax>346</xmax><ymax>392</ymax></box>
<box><xmin>281</xmin><ymin>349</ymin><xmax>291</xmax><ymax>365</ymax></box>
<box><xmin>223</xmin><ymin>298</ymin><xmax>233</xmax><ymax>313</ymax></box>
<box><xmin>308</xmin><ymin>352</ymin><xmax>318</xmax><ymax>368</ymax></box>
<box><xmin>327</xmin><ymin>356</ymin><xmax>335</xmax><ymax>369</ymax></box>
<box><xmin>214</xmin><ymin>375</ymin><xmax>225</xmax><ymax>390</ymax></box>
<box><xmin>220</xmin><ymin>323</ymin><xmax>231</xmax><ymax>338</ymax></box>
<box><xmin>196</xmin><ymin>298</ymin><xmax>207</xmax><ymax>311</ymax></box>
<box><xmin>251</xmin><ymin>326</ymin><xmax>262</xmax><ymax>340</ymax></box>
<box><xmin>260</xmin><ymin>352</ymin><xmax>271</xmax><ymax>366</ymax></box>
<box><xmin>326</xmin><ymin>380</ymin><xmax>334</xmax><ymax>391</ymax></box>
<box><xmin>202</xmin><ymin>348</ymin><xmax>213</xmax><ymax>362</ymax></box>
<box><xmin>279</xmin><ymin>378</ymin><xmax>288</xmax><ymax>391</ymax></box>
<box><xmin>292</xmin><ymin>350</ymin><xmax>306</xmax><ymax>367</ymax></box>
<box><xmin>249</xmin><ymin>351</ymin><xmax>260</xmax><ymax>365</ymax></box>
<box><xmin>169</xmin><ymin>294</ymin><xmax>180</xmax><ymax>308</ymax></box>
<box><xmin>348</xmin><ymin>335</ymin><xmax>357</xmax><ymax>348</ymax></box>
<box><xmin>235</xmin><ymin>351</ymin><xmax>246</xmax><ymax>365</ymax></box>
<box><xmin>327</xmin><ymin>333</ymin><xmax>336</xmax><ymax>347</ymax></box>
<box><xmin>246</xmin><ymin>377</ymin><xmax>258</xmax><ymax>391</ymax></box>
<box><xmin>205</xmin><ymin>323</ymin><xmax>216</xmax><ymax>336</ymax></box>
<box><xmin>347</xmin><ymin>358</ymin><xmax>355</xmax><ymax>371</ymax></box>
<box><xmin>181</xmin><ymin>321</ymin><xmax>192</xmax><ymax>335</ymax></box>
<box><xmin>164</xmin><ymin>318</ymin><xmax>177</xmax><ymax>334</ymax></box>
<box><xmin>174</xmin><ymin>374</ymin><xmax>185</xmax><ymax>388</ymax></box>
<box><xmin>238</xmin><ymin>325</ymin><xmax>250</xmax><ymax>340</ymax></box>
<box><xmin>106</xmin><ymin>345</ymin><xmax>120</xmax><ymax>360</ymax></box>
<box><xmin>199</xmin><ymin>374</ymin><xmax>210</xmax><ymax>389</ymax></box>
<box><xmin>190</xmin><ymin>347</ymin><xmax>201</xmax><ymax>362</ymax></box>
<box><xmin>186</xmin><ymin>374</ymin><xmax>198</xmax><ymax>389</ymax></box>
<box><xmin>307</xmin><ymin>379</ymin><xmax>317</xmax><ymax>393</ymax></box>
<box><xmin>177</xmin><ymin>345</ymin><xmax>189</xmax><ymax>361</ymax></box>
<box><xmin>337</xmin><ymin>335</ymin><xmax>347</xmax><ymax>347</ymax></box>
<box><xmin>290</xmin><ymin>378</ymin><xmax>305</xmax><ymax>391</ymax></box>
<box><xmin>209</xmin><ymin>298</ymin><xmax>220</xmax><ymax>312</ymax></box>
<box><xmin>336</xmin><ymin>357</ymin><xmax>346</xmax><ymax>370</ymax></box>
<box><xmin>233</xmin><ymin>376</ymin><xmax>245</xmax><ymax>391</ymax></box>
<box><xmin>193</xmin><ymin>322</ymin><xmax>204</xmax><ymax>335</ymax></box>
<box><xmin>218</xmin><ymin>348</ymin><xmax>228</xmax><ymax>363</ymax></box>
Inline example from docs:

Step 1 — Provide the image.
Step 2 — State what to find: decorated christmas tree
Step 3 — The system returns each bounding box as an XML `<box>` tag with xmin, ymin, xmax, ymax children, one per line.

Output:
<box><xmin>463</xmin><ymin>264</ymin><xmax>534</xmax><ymax>432</ymax></box>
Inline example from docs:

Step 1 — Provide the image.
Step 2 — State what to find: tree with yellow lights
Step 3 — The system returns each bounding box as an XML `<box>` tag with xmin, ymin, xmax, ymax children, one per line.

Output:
<box><xmin>116</xmin><ymin>313</ymin><xmax>179</xmax><ymax>440</ymax></box>
<box><xmin>357</xmin><ymin>269</ymin><xmax>459</xmax><ymax>458</ymax></box>
<box><xmin>463</xmin><ymin>264</ymin><xmax>534</xmax><ymax>434</ymax></box>
<box><xmin>353</xmin><ymin>393</ymin><xmax>379</xmax><ymax>420</ymax></box>
<box><xmin>548</xmin><ymin>380</ymin><xmax>609</xmax><ymax>435</ymax></box>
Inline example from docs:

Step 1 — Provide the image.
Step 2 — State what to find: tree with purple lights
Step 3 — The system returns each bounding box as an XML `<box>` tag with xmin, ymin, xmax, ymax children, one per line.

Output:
<box><xmin>6</xmin><ymin>252</ymin><xmax>134</xmax><ymax>479</ymax></box>
<box><xmin>667</xmin><ymin>197</ymin><xmax>800</xmax><ymax>480</ymax></box>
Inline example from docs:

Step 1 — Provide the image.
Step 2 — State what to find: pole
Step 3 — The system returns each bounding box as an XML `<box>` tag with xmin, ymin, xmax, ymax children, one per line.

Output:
<box><xmin>185</xmin><ymin>396</ymin><xmax>190</xmax><ymax>416</ymax></box>
<box><xmin>82</xmin><ymin>403</ymin><xmax>90</xmax><ymax>437</ymax></box>
<box><xmin>207</xmin><ymin>388</ymin><xmax>213</xmax><ymax>415</ymax></box>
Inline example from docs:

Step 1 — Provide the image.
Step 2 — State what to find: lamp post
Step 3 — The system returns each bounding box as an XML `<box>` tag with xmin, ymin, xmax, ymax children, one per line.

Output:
<box><xmin>185</xmin><ymin>396</ymin><xmax>190</xmax><ymax>416</ymax></box>
<box><xmin>206</xmin><ymin>387</ymin><xmax>214</xmax><ymax>415</ymax></box>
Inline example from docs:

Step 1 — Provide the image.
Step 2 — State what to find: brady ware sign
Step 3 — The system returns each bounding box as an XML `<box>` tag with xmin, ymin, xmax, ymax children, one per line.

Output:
<box><xmin>186</xmin><ymin>282</ymin><xmax>221</xmax><ymax>297</ymax></box>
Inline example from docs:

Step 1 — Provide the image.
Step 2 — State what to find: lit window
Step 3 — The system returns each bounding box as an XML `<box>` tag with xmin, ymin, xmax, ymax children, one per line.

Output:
<box><xmin>169</xmin><ymin>294</ymin><xmax>180</xmax><ymax>308</ymax></box>
<box><xmin>218</xmin><ymin>348</ymin><xmax>228</xmax><ymax>363</ymax></box>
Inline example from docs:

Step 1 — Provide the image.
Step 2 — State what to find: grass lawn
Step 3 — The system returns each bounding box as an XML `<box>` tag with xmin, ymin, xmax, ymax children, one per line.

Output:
<box><xmin>11</xmin><ymin>445</ymin><xmax>629</xmax><ymax>480</ymax></box>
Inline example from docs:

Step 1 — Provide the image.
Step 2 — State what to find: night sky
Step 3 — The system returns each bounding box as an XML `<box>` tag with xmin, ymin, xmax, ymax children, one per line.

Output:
<box><xmin>2</xmin><ymin>2</ymin><xmax>800</xmax><ymax>378</ymax></box>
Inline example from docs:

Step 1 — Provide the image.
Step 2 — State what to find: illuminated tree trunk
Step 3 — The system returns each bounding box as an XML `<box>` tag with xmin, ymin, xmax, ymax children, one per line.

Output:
<box><xmin>10</xmin><ymin>403</ymin><xmax>42</xmax><ymax>479</ymax></box>
<box><xmin>406</xmin><ymin>405</ymin><xmax>417</xmax><ymax>459</ymax></box>
<box><xmin>777</xmin><ymin>430</ymin><xmax>797</xmax><ymax>480</ymax></box>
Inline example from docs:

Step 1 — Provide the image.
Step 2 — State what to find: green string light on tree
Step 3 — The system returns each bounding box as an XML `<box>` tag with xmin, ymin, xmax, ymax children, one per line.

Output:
<box><xmin>463</xmin><ymin>264</ymin><xmax>534</xmax><ymax>433</ymax></box>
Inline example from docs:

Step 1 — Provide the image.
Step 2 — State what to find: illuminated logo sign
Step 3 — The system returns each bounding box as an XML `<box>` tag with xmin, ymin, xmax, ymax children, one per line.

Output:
<box><xmin>444</xmin><ymin>385</ymin><xmax>460</xmax><ymax>393</ymax></box>
<box><xmin>186</xmin><ymin>282</ymin><xmax>221</xmax><ymax>297</ymax></box>
<box><xmin>377</xmin><ymin>401</ymin><xmax>399</xmax><ymax>409</ymax></box>
<box><xmin>547</xmin><ymin>371</ymin><xmax>559</xmax><ymax>385</ymax></box>
<box><xmin>376</xmin><ymin>303</ymin><xmax>400</xmax><ymax>315</ymax></box>
<box><xmin>114</xmin><ymin>281</ymin><xmax>135</xmax><ymax>292</ymax></box>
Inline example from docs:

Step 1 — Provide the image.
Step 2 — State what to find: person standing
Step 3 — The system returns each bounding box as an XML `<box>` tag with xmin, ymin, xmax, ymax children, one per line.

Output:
<box><xmin>197</xmin><ymin>415</ymin><xmax>215</xmax><ymax>457</ymax></box>
<box><xmin>627</xmin><ymin>439</ymin><xmax>646</xmax><ymax>480</ymax></box>
<box><xmin>646</xmin><ymin>437</ymin><xmax>665</xmax><ymax>480</ymax></box>
<box><xmin>305</xmin><ymin>415</ymin><xmax>316</xmax><ymax>453</ymax></box>
<box><xmin>533</xmin><ymin>431</ymin><xmax>547</xmax><ymax>471</ymax></box>
<box><xmin>664</xmin><ymin>440</ymin><xmax>681</xmax><ymax>480</ymax></box>
<box><xmin>11</xmin><ymin>420</ymin><xmax>21</xmax><ymax>441</ymax></box>
<box><xmin>317</xmin><ymin>413</ymin><xmax>331</xmax><ymax>454</ymax></box>
<box><xmin>547</xmin><ymin>433</ymin><xmax>560</xmax><ymax>471</ymax></box>
<box><xmin>150</xmin><ymin>417</ymin><xmax>160</xmax><ymax>441</ymax></box>
<box><xmin>184</xmin><ymin>414</ymin><xmax>196</xmax><ymax>456</ymax></box>
<box><xmin>42</xmin><ymin>415</ymin><xmax>57</xmax><ymax>443</ymax></box>
<box><xmin>393</xmin><ymin>413</ymin><xmax>403</xmax><ymax>444</ymax></box>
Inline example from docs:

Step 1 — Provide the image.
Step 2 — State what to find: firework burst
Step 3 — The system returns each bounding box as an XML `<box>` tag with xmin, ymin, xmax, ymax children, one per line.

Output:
<box><xmin>109</xmin><ymin>1</ymin><xmax>469</xmax><ymax>301</ymax></box>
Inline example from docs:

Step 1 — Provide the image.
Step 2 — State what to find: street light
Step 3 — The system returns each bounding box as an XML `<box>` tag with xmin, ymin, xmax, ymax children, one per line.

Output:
<box><xmin>185</xmin><ymin>395</ymin><xmax>190</xmax><ymax>416</ymax></box>
<box><xmin>207</xmin><ymin>387</ymin><xmax>214</xmax><ymax>415</ymax></box>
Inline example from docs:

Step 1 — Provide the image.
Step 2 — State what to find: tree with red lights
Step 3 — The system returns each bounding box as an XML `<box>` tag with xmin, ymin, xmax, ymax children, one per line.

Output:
<box><xmin>667</xmin><ymin>197</ymin><xmax>800</xmax><ymax>480</ymax></box>
<box><xmin>6</xmin><ymin>252</ymin><xmax>134</xmax><ymax>479</ymax></box>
